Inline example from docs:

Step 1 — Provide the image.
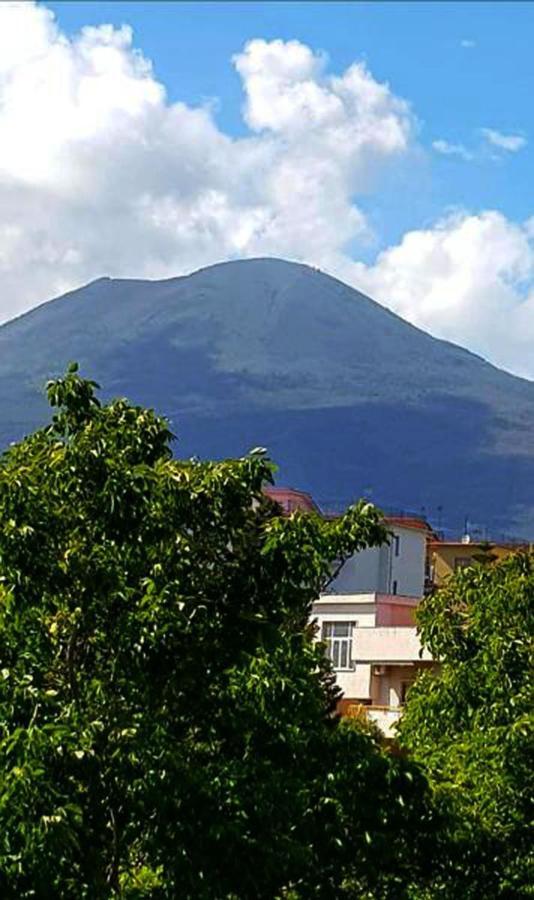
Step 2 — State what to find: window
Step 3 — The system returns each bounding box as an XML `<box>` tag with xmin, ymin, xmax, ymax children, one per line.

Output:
<box><xmin>454</xmin><ymin>556</ymin><xmax>473</xmax><ymax>571</ymax></box>
<box><xmin>322</xmin><ymin>621</ymin><xmax>353</xmax><ymax>670</ymax></box>
<box><xmin>393</xmin><ymin>535</ymin><xmax>400</xmax><ymax>557</ymax></box>
<box><xmin>392</xmin><ymin>579</ymin><xmax>398</xmax><ymax>595</ymax></box>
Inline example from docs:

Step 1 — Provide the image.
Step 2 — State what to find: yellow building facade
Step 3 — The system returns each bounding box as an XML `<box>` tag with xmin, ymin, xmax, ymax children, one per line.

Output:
<box><xmin>428</xmin><ymin>540</ymin><xmax>527</xmax><ymax>588</ymax></box>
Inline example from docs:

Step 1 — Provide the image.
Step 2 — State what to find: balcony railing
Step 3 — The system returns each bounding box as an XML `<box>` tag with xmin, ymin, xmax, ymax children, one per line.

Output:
<box><xmin>352</xmin><ymin>626</ymin><xmax>432</xmax><ymax>663</ymax></box>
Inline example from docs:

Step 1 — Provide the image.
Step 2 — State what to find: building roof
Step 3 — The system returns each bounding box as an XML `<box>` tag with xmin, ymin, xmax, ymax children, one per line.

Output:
<box><xmin>263</xmin><ymin>486</ymin><xmax>319</xmax><ymax>514</ymax></box>
<box><xmin>315</xmin><ymin>592</ymin><xmax>420</xmax><ymax>605</ymax></box>
<box><xmin>384</xmin><ymin>516</ymin><xmax>431</xmax><ymax>533</ymax></box>
<box><xmin>429</xmin><ymin>540</ymin><xmax>529</xmax><ymax>549</ymax></box>
<box><xmin>264</xmin><ymin>487</ymin><xmax>431</xmax><ymax>533</ymax></box>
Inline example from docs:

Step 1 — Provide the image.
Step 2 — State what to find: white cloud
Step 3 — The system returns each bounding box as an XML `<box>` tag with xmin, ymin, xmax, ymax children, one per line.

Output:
<box><xmin>234</xmin><ymin>38</ymin><xmax>412</xmax><ymax>157</ymax></box>
<box><xmin>342</xmin><ymin>211</ymin><xmax>534</xmax><ymax>378</ymax></box>
<box><xmin>432</xmin><ymin>139</ymin><xmax>473</xmax><ymax>161</ymax></box>
<box><xmin>481</xmin><ymin>128</ymin><xmax>527</xmax><ymax>152</ymax></box>
<box><xmin>434</xmin><ymin>130</ymin><xmax>528</xmax><ymax>162</ymax></box>
<box><xmin>1</xmin><ymin>4</ymin><xmax>534</xmax><ymax>380</ymax></box>
<box><xmin>0</xmin><ymin>4</ymin><xmax>413</xmax><ymax>322</ymax></box>
<box><xmin>460</xmin><ymin>39</ymin><xmax>476</xmax><ymax>49</ymax></box>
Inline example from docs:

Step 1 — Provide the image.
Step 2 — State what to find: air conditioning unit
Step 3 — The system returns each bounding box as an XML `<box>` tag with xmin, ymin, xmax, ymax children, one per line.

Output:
<box><xmin>373</xmin><ymin>665</ymin><xmax>387</xmax><ymax>676</ymax></box>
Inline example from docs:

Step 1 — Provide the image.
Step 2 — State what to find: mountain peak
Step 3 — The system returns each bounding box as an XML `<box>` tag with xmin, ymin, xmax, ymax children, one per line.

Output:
<box><xmin>1</xmin><ymin>258</ymin><xmax>534</xmax><ymax>535</ymax></box>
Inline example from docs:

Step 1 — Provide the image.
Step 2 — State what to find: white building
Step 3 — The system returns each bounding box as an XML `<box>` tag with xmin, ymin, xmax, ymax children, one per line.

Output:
<box><xmin>312</xmin><ymin>593</ymin><xmax>433</xmax><ymax>737</ymax></box>
<box><xmin>325</xmin><ymin>517</ymin><xmax>428</xmax><ymax>598</ymax></box>
<box><xmin>313</xmin><ymin>517</ymin><xmax>434</xmax><ymax>738</ymax></box>
<box><xmin>264</xmin><ymin>488</ymin><xmax>436</xmax><ymax>738</ymax></box>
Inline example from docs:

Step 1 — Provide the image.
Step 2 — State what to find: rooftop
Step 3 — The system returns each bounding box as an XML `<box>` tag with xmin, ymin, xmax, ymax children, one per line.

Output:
<box><xmin>265</xmin><ymin>486</ymin><xmax>430</xmax><ymax>532</ymax></box>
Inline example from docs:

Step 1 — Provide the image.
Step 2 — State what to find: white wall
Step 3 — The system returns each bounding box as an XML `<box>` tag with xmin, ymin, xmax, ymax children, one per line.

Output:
<box><xmin>312</xmin><ymin>595</ymin><xmax>432</xmax><ymax>704</ymax></box>
<box><xmin>327</xmin><ymin>546</ymin><xmax>385</xmax><ymax>594</ymax></box>
<box><xmin>311</xmin><ymin>595</ymin><xmax>377</xmax><ymax>700</ymax></box>
<box><xmin>390</xmin><ymin>526</ymin><xmax>426</xmax><ymax>597</ymax></box>
<box><xmin>312</xmin><ymin>594</ymin><xmax>378</xmax><ymax>628</ymax></box>
<box><xmin>374</xmin><ymin>665</ymin><xmax>426</xmax><ymax>708</ymax></box>
<box><xmin>366</xmin><ymin>707</ymin><xmax>401</xmax><ymax>739</ymax></box>
<box><xmin>353</xmin><ymin>627</ymin><xmax>431</xmax><ymax>663</ymax></box>
<box><xmin>336</xmin><ymin>663</ymin><xmax>372</xmax><ymax>700</ymax></box>
<box><xmin>325</xmin><ymin>525</ymin><xmax>426</xmax><ymax>598</ymax></box>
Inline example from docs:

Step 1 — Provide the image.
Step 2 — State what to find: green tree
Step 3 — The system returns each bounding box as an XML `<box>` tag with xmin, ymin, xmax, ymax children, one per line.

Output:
<box><xmin>399</xmin><ymin>552</ymin><xmax>534</xmax><ymax>898</ymax></box>
<box><xmin>0</xmin><ymin>366</ymin><xmax>437</xmax><ymax>898</ymax></box>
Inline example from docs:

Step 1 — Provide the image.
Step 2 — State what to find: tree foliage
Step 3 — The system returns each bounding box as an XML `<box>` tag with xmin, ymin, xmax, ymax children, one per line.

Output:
<box><xmin>399</xmin><ymin>552</ymin><xmax>534</xmax><ymax>898</ymax></box>
<box><xmin>0</xmin><ymin>365</ymin><xmax>438</xmax><ymax>898</ymax></box>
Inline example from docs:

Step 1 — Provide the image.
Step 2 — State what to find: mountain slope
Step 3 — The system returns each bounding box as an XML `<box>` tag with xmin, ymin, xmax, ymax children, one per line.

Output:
<box><xmin>1</xmin><ymin>258</ymin><xmax>534</xmax><ymax>535</ymax></box>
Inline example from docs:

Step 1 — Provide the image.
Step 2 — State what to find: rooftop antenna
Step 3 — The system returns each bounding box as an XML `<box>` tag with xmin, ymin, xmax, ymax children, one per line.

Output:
<box><xmin>462</xmin><ymin>514</ymin><xmax>471</xmax><ymax>544</ymax></box>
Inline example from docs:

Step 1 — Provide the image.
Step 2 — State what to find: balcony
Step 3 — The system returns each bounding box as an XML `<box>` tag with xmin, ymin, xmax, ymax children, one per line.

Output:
<box><xmin>352</xmin><ymin>626</ymin><xmax>432</xmax><ymax>663</ymax></box>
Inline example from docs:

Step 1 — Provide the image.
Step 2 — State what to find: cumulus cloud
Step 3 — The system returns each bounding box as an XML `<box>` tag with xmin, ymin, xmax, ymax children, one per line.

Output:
<box><xmin>0</xmin><ymin>4</ymin><xmax>413</xmax><ymax>321</ymax></box>
<box><xmin>234</xmin><ymin>38</ymin><xmax>411</xmax><ymax>156</ymax></box>
<box><xmin>1</xmin><ymin>3</ymin><xmax>533</xmax><ymax>380</ymax></box>
<box><xmin>481</xmin><ymin>128</ymin><xmax>527</xmax><ymax>152</ymax></box>
<box><xmin>343</xmin><ymin>211</ymin><xmax>534</xmax><ymax>378</ymax></box>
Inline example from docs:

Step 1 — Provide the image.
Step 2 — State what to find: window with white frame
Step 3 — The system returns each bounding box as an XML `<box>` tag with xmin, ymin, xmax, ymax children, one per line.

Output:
<box><xmin>322</xmin><ymin>621</ymin><xmax>354</xmax><ymax>669</ymax></box>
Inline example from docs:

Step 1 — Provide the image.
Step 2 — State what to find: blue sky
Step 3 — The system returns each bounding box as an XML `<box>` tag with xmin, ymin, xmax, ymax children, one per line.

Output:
<box><xmin>47</xmin><ymin>0</ymin><xmax>534</xmax><ymax>249</ymax></box>
<box><xmin>1</xmin><ymin>1</ymin><xmax>534</xmax><ymax>378</ymax></box>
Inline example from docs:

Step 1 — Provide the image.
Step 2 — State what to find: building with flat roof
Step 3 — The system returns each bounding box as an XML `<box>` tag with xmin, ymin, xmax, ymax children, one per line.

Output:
<box><xmin>312</xmin><ymin>592</ymin><xmax>433</xmax><ymax>738</ymax></box>
<box><xmin>263</xmin><ymin>486</ymin><xmax>319</xmax><ymax>514</ymax></box>
<box><xmin>266</xmin><ymin>485</ymin><xmax>435</xmax><ymax>737</ymax></box>
<box><xmin>428</xmin><ymin>538</ymin><xmax>528</xmax><ymax>588</ymax></box>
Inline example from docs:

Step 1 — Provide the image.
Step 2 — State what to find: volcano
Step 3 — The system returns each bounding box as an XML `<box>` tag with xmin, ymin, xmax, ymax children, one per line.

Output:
<box><xmin>2</xmin><ymin>257</ymin><xmax>534</xmax><ymax>536</ymax></box>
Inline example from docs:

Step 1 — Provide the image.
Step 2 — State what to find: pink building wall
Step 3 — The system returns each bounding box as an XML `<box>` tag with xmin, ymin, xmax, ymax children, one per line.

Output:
<box><xmin>264</xmin><ymin>486</ymin><xmax>318</xmax><ymax>514</ymax></box>
<box><xmin>375</xmin><ymin>595</ymin><xmax>418</xmax><ymax>626</ymax></box>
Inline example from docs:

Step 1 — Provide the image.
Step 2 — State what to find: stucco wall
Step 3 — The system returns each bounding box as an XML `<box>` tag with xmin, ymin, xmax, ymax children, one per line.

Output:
<box><xmin>311</xmin><ymin>596</ymin><xmax>377</xmax><ymax>701</ymax></box>
<box><xmin>389</xmin><ymin>526</ymin><xmax>426</xmax><ymax>597</ymax></box>
<box><xmin>327</xmin><ymin>546</ymin><xmax>384</xmax><ymax>594</ymax></box>
<box><xmin>335</xmin><ymin>664</ymin><xmax>372</xmax><ymax>700</ymax></box>
<box><xmin>385</xmin><ymin>665</ymin><xmax>420</xmax><ymax>707</ymax></box>
<box><xmin>353</xmin><ymin>626</ymin><xmax>431</xmax><ymax>663</ymax></box>
<box><xmin>375</xmin><ymin>597</ymin><xmax>418</xmax><ymax>626</ymax></box>
<box><xmin>430</xmin><ymin>543</ymin><xmax>520</xmax><ymax>586</ymax></box>
<box><xmin>311</xmin><ymin>596</ymin><xmax>431</xmax><ymax>704</ymax></box>
<box><xmin>325</xmin><ymin>526</ymin><xmax>426</xmax><ymax>598</ymax></box>
<box><xmin>333</xmin><ymin>662</ymin><xmax>429</xmax><ymax>705</ymax></box>
<box><xmin>369</xmin><ymin>664</ymin><xmax>424</xmax><ymax>706</ymax></box>
<box><xmin>311</xmin><ymin>595</ymin><xmax>377</xmax><ymax>628</ymax></box>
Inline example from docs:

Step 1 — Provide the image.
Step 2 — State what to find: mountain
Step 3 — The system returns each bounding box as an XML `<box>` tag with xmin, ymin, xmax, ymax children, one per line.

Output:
<box><xmin>1</xmin><ymin>257</ymin><xmax>534</xmax><ymax>536</ymax></box>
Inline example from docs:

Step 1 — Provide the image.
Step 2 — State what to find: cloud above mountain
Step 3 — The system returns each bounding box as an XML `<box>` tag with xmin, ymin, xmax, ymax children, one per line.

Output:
<box><xmin>0</xmin><ymin>4</ymin><xmax>412</xmax><ymax>319</ymax></box>
<box><xmin>0</xmin><ymin>2</ymin><xmax>533</xmax><ymax>378</ymax></box>
<box><xmin>347</xmin><ymin>211</ymin><xmax>534</xmax><ymax>378</ymax></box>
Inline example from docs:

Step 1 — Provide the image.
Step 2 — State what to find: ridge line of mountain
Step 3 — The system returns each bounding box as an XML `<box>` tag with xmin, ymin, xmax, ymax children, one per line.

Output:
<box><xmin>1</xmin><ymin>257</ymin><xmax>534</xmax><ymax>534</ymax></box>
